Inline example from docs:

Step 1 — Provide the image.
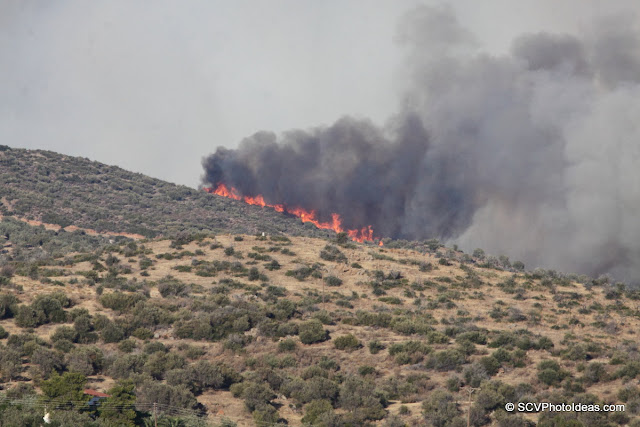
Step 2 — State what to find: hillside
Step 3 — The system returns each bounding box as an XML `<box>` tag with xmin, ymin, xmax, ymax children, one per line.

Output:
<box><xmin>0</xmin><ymin>145</ymin><xmax>330</xmax><ymax>239</ymax></box>
<box><xmin>0</xmin><ymin>227</ymin><xmax>637</xmax><ymax>426</ymax></box>
<box><xmin>0</xmin><ymin>145</ymin><xmax>637</xmax><ymax>427</ymax></box>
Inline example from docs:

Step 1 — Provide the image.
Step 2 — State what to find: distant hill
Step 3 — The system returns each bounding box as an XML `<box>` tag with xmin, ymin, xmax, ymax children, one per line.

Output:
<box><xmin>0</xmin><ymin>145</ymin><xmax>330</xmax><ymax>239</ymax></box>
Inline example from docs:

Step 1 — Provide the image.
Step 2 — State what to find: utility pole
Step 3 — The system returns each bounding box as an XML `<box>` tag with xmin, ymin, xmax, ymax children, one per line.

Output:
<box><xmin>322</xmin><ymin>278</ymin><xmax>326</xmax><ymax>310</ymax></box>
<box><xmin>153</xmin><ymin>402</ymin><xmax>158</xmax><ymax>427</ymax></box>
<box><xmin>467</xmin><ymin>387</ymin><xmax>480</xmax><ymax>427</ymax></box>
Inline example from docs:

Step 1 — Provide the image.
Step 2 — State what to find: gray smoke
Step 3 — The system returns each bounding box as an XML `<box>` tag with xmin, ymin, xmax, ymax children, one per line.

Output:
<box><xmin>202</xmin><ymin>5</ymin><xmax>640</xmax><ymax>281</ymax></box>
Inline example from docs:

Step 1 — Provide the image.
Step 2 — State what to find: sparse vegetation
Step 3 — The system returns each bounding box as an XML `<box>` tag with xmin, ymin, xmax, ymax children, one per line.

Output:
<box><xmin>0</xmin><ymin>146</ymin><xmax>634</xmax><ymax>425</ymax></box>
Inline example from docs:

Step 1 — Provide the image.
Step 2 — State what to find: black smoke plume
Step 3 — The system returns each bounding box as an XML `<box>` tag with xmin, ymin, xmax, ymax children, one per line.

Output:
<box><xmin>203</xmin><ymin>5</ymin><xmax>640</xmax><ymax>281</ymax></box>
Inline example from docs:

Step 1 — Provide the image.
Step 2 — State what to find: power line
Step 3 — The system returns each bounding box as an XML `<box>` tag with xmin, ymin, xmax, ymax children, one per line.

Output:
<box><xmin>0</xmin><ymin>395</ymin><xmax>303</xmax><ymax>427</ymax></box>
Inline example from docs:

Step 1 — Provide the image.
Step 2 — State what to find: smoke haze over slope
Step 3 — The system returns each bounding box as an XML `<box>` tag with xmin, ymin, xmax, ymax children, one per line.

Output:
<box><xmin>203</xmin><ymin>5</ymin><xmax>640</xmax><ymax>281</ymax></box>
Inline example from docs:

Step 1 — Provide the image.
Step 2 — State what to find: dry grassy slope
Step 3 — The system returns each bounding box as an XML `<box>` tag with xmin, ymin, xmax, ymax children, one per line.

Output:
<box><xmin>1</xmin><ymin>233</ymin><xmax>636</xmax><ymax>426</ymax></box>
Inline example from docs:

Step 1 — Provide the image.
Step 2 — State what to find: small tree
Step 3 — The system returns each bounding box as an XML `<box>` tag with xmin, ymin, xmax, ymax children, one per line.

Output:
<box><xmin>0</xmin><ymin>348</ymin><xmax>21</xmax><ymax>382</ymax></box>
<box><xmin>302</xmin><ymin>399</ymin><xmax>334</xmax><ymax>425</ymax></box>
<box><xmin>422</xmin><ymin>390</ymin><xmax>461</xmax><ymax>427</ymax></box>
<box><xmin>30</xmin><ymin>346</ymin><xmax>64</xmax><ymax>379</ymax></box>
<box><xmin>101</xmin><ymin>322</ymin><xmax>125</xmax><ymax>343</ymax></box>
<box><xmin>98</xmin><ymin>380</ymin><xmax>138</xmax><ymax>427</ymax></box>
<box><xmin>41</xmin><ymin>371</ymin><xmax>86</xmax><ymax>407</ymax></box>
<box><xmin>339</xmin><ymin>376</ymin><xmax>386</xmax><ymax>421</ymax></box>
<box><xmin>241</xmin><ymin>382</ymin><xmax>276</xmax><ymax>412</ymax></box>
<box><xmin>0</xmin><ymin>293</ymin><xmax>19</xmax><ymax>319</ymax></box>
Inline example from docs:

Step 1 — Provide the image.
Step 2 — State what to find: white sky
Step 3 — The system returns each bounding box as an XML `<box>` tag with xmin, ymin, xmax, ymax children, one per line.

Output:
<box><xmin>1</xmin><ymin>0</ymin><xmax>637</xmax><ymax>186</ymax></box>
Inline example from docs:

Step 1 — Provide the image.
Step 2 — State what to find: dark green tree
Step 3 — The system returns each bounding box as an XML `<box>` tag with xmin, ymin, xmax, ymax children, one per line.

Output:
<box><xmin>41</xmin><ymin>371</ymin><xmax>86</xmax><ymax>407</ymax></box>
<box><xmin>98</xmin><ymin>380</ymin><xmax>138</xmax><ymax>427</ymax></box>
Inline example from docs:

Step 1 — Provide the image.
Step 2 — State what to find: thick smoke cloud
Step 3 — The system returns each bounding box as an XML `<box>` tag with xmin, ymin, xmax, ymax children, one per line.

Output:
<box><xmin>203</xmin><ymin>5</ymin><xmax>640</xmax><ymax>281</ymax></box>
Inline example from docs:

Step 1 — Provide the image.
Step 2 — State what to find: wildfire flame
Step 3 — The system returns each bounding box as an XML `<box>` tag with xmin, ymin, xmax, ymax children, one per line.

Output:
<box><xmin>206</xmin><ymin>184</ymin><xmax>381</xmax><ymax>243</ymax></box>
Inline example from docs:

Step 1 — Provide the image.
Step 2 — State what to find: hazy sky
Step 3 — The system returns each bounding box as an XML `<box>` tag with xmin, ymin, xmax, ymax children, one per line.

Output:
<box><xmin>1</xmin><ymin>0</ymin><xmax>637</xmax><ymax>187</ymax></box>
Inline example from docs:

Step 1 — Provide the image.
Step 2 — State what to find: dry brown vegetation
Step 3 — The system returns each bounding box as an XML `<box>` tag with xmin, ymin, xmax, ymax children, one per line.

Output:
<box><xmin>1</xmin><ymin>229</ymin><xmax>638</xmax><ymax>426</ymax></box>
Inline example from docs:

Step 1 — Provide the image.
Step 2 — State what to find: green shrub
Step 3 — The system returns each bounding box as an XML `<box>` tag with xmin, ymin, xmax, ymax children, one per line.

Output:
<box><xmin>358</xmin><ymin>365</ymin><xmax>376</xmax><ymax>376</ymax></box>
<box><xmin>288</xmin><ymin>376</ymin><xmax>339</xmax><ymax>405</ymax></box>
<box><xmin>312</xmin><ymin>310</ymin><xmax>334</xmax><ymax>325</ymax></box>
<box><xmin>389</xmin><ymin>341</ymin><xmax>432</xmax><ymax>365</ymax></box>
<box><xmin>333</xmin><ymin>334</ymin><xmax>361</xmax><ymax>351</ymax></box>
<box><xmin>618</xmin><ymin>385</ymin><xmax>640</xmax><ymax>402</ymax></box>
<box><xmin>302</xmin><ymin>399</ymin><xmax>334</xmax><ymax>425</ymax></box>
<box><xmin>240</xmin><ymin>382</ymin><xmax>276</xmax><ymax>412</ymax></box>
<box><xmin>248</xmin><ymin>267</ymin><xmax>260</xmax><ymax>281</ymax></box>
<box><xmin>65</xmin><ymin>346</ymin><xmax>104</xmax><ymax>376</ymax></box>
<box><xmin>136</xmin><ymin>380</ymin><xmax>197</xmax><ymax>411</ymax></box>
<box><xmin>41</xmin><ymin>371</ymin><xmax>86</xmax><ymax>404</ymax></box>
<box><xmin>324</xmin><ymin>275</ymin><xmax>343</xmax><ymax>287</ymax></box>
<box><xmin>107</xmin><ymin>354</ymin><xmax>147</xmax><ymax>379</ymax></box>
<box><xmin>463</xmin><ymin>363</ymin><xmax>489</xmax><ymax>388</ymax></box>
<box><xmin>101</xmin><ymin>322</ymin><xmax>125</xmax><ymax>343</ymax></box>
<box><xmin>426</xmin><ymin>349</ymin><xmax>466</xmax><ymax>371</ymax></box>
<box><xmin>319</xmin><ymin>245</ymin><xmax>347</xmax><ymax>263</ymax></box>
<box><xmin>99</xmin><ymin>291</ymin><xmax>145</xmax><ymax>313</ymax></box>
<box><xmin>537</xmin><ymin>360</ymin><xmax>569</xmax><ymax>386</ymax></box>
<box><xmin>252</xmin><ymin>405</ymin><xmax>279</xmax><ymax>424</ymax></box>
<box><xmin>118</xmin><ymin>339</ymin><xmax>137</xmax><ymax>353</ymax></box>
<box><xmin>582</xmin><ymin>362</ymin><xmax>608</xmax><ymax>384</ymax></box>
<box><xmin>339</xmin><ymin>376</ymin><xmax>386</xmax><ymax>421</ymax></box>
<box><xmin>0</xmin><ymin>346</ymin><xmax>21</xmax><ymax>381</ymax></box>
<box><xmin>286</xmin><ymin>264</ymin><xmax>321</xmax><ymax>281</ymax></box>
<box><xmin>446</xmin><ymin>375</ymin><xmax>462</xmax><ymax>392</ymax></box>
<box><xmin>96</xmin><ymin>380</ymin><xmax>138</xmax><ymax>426</ymax></box>
<box><xmin>139</xmin><ymin>257</ymin><xmax>153</xmax><ymax>270</ymax></box>
<box><xmin>30</xmin><ymin>346</ymin><xmax>64</xmax><ymax>379</ymax></box>
<box><xmin>456</xmin><ymin>331</ymin><xmax>488</xmax><ymax>345</ymax></box>
<box><xmin>167</xmin><ymin>360</ymin><xmax>240</xmax><ymax>395</ymax></box>
<box><xmin>0</xmin><ymin>294</ymin><xmax>19</xmax><ymax>319</ymax></box>
<box><xmin>613</xmin><ymin>361</ymin><xmax>640</xmax><ymax>380</ymax></box>
<box><xmin>335</xmin><ymin>232</ymin><xmax>349</xmax><ymax>244</ymax></box>
<box><xmin>15</xmin><ymin>292</ymin><xmax>70</xmax><ymax>328</ymax></box>
<box><xmin>479</xmin><ymin>356</ymin><xmax>501</xmax><ymax>376</ymax></box>
<box><xmin>538</xmin><ymin>369</ymin><xmax>562</xmax><ymax>386</ymax></box>
<box><xmin>368</xmin><ymin>340</ymin><xmax>385</xmax><ymax>354</ymax></box>
<box><xmin>422</xmin><ymin>390</ymin><xmax>461</xmax><ymax>427</ymax></box>
<box><xmin>264</xmin><ymin>260</ymin><xmax>281</xmax><ymax>271</ymax></box>
<box><xmin>157</xmin><ymin>276</ymin><xmax>190</xmax><ymax>297</ymax></box>
<box><xmin>132</xmin><ymin>327</ymin><xmax>154</xmax><ymax>340</ymax></box>
<box><xmin>299</xmin><ymin>320</ymin><xmax>328</xmax><ymax>345</ymax></box>
<box><xmin>278</xmin><ymin>338</ymin><xmax>297</xmax><ymax>353</ymax></box>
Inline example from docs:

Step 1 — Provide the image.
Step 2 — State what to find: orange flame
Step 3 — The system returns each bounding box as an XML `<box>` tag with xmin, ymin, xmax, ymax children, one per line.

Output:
<box><xmin>206</xmin><ymin>184</ymin><xmax>378</xmax><ymax>243</ymax></box>
<box><xmin>212</xmin><ymin>183</ymin><xmax>242</xmax><ymax>200</ymax></box>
